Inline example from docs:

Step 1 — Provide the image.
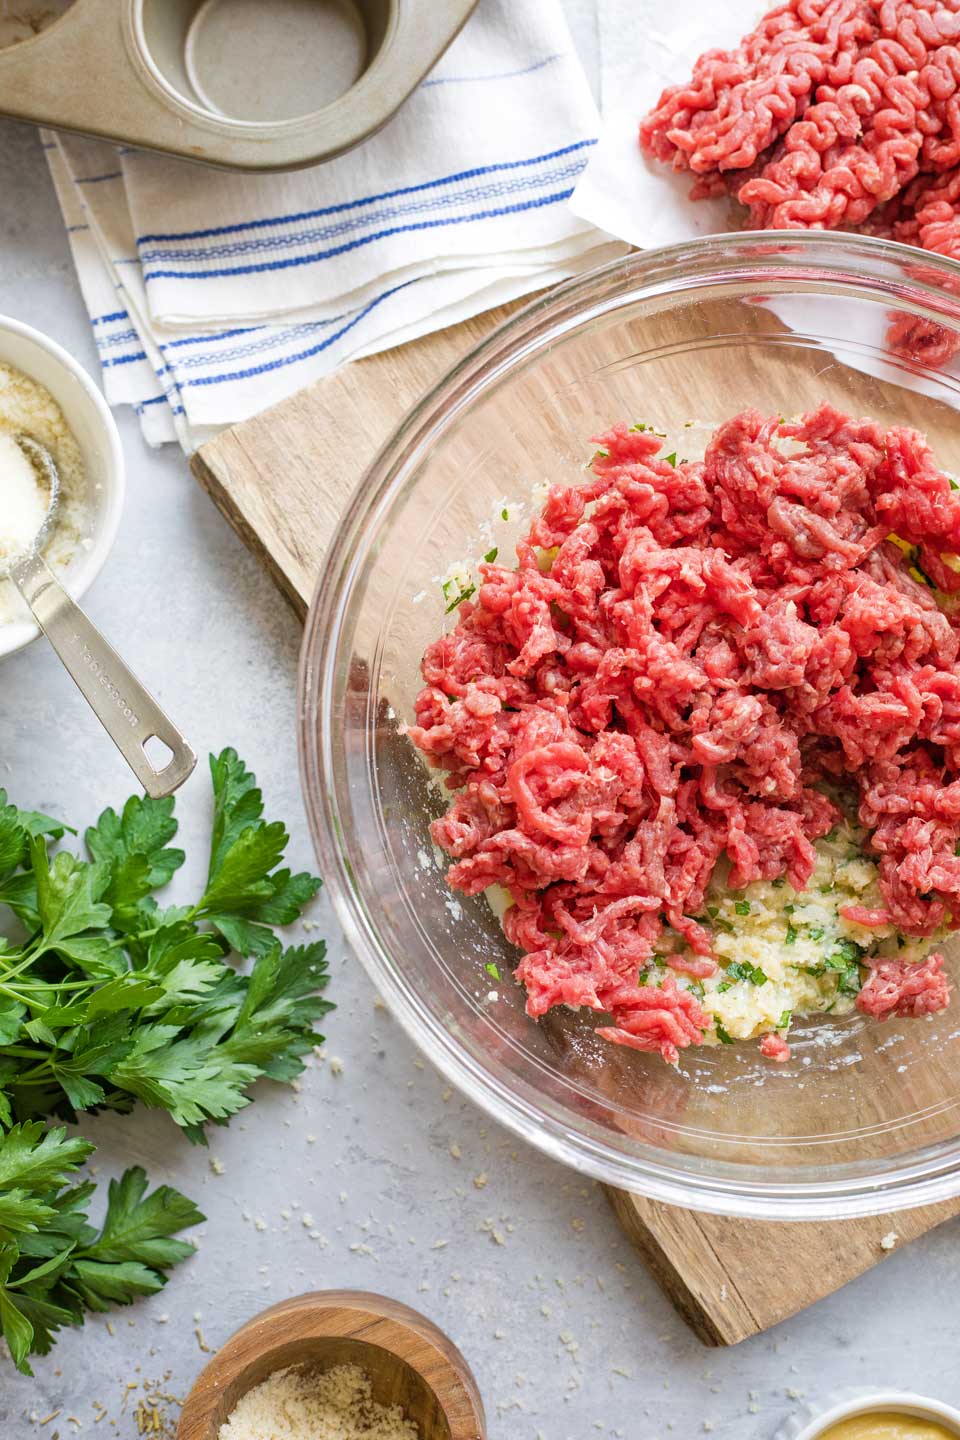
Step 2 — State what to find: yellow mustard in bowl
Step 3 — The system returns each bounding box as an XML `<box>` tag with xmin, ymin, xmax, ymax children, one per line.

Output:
<box><xmin>820</xmin><ymin>1416</ymin><xmax>958</xmax><ymax>1440</ymax></box>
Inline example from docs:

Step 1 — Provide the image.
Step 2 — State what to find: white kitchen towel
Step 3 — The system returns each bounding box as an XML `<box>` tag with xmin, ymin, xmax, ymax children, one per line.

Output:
<box><xmin>47</xmin><ymin>0</ymin><xmax>625</xmax><ymax>452</ymax></box>
<box><xmin>44</xmin><ymin>137</ymin><xmax>182</xmax><ymax>448</ymax></box>
<box><xmin>572</xmin><ymin>0</ymin><xmax>765</xmax><ymax>248</ymax></box>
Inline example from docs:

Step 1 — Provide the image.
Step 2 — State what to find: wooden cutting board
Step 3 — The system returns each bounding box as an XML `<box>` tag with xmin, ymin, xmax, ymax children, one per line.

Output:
<box><xmin>191</xmin><ymin>303</ymin><xmax>960</xmax><ymax>1347</ymax></box>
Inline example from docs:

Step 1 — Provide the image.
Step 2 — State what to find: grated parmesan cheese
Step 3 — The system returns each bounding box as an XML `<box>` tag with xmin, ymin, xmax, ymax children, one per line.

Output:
<box><xmin>218</xmin><ymin>1363</ymin><xmax>419</xmax><ymax>1440</ymax></box>
<box><xmin>0</xmin><ymin>360</ymin><xmax>89</xmax><ymax>624</ymax></box>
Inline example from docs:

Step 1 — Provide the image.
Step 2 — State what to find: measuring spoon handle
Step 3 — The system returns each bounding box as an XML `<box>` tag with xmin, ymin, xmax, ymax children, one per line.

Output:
<box><xmin>13</xmin><ymin>553</ymin><xmax>196</xmax><ymax>798</ymax></box>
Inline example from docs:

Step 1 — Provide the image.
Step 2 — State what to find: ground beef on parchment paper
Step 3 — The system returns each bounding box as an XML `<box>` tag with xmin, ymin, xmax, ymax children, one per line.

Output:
<box><xmin>405</xmin><ymin>406</ymin><xmax>960</xmax><ymax>1063</ymax></box>
<box><xmin>639</xmin><ymin>0</ymin><xmax>960</xmax><ymax>366</ymax></box>
<box><xmin>640</xmin><ymin>0</ymin><xmax>960</xmax><ymax>233</ymax></box>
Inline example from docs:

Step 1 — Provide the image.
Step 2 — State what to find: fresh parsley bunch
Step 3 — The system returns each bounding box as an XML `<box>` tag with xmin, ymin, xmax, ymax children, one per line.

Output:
<box><xmin>0</xmin><ymin>749</ymin><xmax>332</xmax><ymax>1375</ymax></box>
<box><xmin>0</xmin><ymin>748</ymin><xmax>331</xmax><ymax>1376</ymax></box>
<box><xmin>0</xmin><ymin>748</ymin><xmax>331</xmax><ymax>1141</ymax></box>
<box><xmin>0</xmin><ymin>1125</ymin><xmax>202</xmax><ymax>1374</ymax></box>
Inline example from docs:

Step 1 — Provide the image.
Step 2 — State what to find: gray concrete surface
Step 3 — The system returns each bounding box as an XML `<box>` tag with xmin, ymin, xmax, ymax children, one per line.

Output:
<box><xmin>1</xmin><ymin>7</ymin><xmax>960</xmax><ymax>1436</ymax></box>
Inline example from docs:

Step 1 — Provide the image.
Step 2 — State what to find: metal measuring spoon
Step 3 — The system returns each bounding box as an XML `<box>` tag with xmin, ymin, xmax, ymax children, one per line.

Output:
<box><xmin>2</xmin><ymin>435</ymin><xmax>196</xmax><ymax>798</ymax></box>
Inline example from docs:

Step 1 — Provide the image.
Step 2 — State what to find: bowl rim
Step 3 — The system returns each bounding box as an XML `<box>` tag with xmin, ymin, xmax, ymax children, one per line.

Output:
<box><xmin>299</xmin><ymin>229</ymin><xmax>960</xmax><ymax>1219</ymax></box>
<box><xmin>785</xmin><ymin>1390</ymin><xmax>960</xmax><ymax>1439</ymax></box>
<box><xmin>0</xmin><ymin>313</ymin><xmax>125</xmax><ymax>660</ymax></box>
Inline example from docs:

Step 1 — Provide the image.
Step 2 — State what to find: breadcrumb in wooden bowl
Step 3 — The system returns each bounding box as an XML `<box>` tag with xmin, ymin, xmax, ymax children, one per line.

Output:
<box><xmin>177</xmin><ymin>1290</ymin><xmax>486</xmax><ymax>1440</ymax></box>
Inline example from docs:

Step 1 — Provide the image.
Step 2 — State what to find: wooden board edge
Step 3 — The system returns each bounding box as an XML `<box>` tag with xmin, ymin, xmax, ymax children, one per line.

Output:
<box><xmin>190</xmin><ymin>447</ymin><xmax>309</xmax><ymax>622</ymax></box>
<box><xmin>603</xmin><ymin>1187</ymin><xmax>731</xmax><ymax>1346</ymax></box>
<box><xmin>604</xmin><ymin>1186</ymin><xmax>960</xmax><ymax>1347</ymax></box>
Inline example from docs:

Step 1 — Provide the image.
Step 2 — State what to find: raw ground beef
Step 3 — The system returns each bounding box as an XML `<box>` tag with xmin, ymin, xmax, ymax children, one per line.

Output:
<box><xmin>641</xmin><ymin>0</ymin><xmax>960</xmax><ymax>232</ymax></box>
<box><xmin>406</xmin><ymin>405</ymin><xmax>959</xmax><ymax>1062</ymax></box>
<box><xmin>858</xmin><ymin>950</ymin><xmax>951</xmax><ymax>1014</ymax></box>
<box><xmin>640</xmin><ymin>1</ymin><xmax>960</xmax><ymax>365</ymax></box>
<box><xmin>760</xmin><ymin>1031</ymin><xmax>794</xmax><ymax>1060</ymax></box>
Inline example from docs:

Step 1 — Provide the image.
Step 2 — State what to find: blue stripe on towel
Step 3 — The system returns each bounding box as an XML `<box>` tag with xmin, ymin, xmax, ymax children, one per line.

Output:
<box><xmin>101</xmin><ymin>350</ymin><xmax>148</xmax><ymax>369</ymax></box>
<box><xmin>140</xmin><ymin>156</ymin><xmax>589</xmax><ymax>264</ymax></box>
<box><xmin>159</xmin><ymin>325</ymin><xmax>261</xmax><ymax>351</ymax></box>
<box><xmin>422</xmin><ymin>53</ymin><xmax>564</xmax><ymax>87</ymax></box>
<box><xmin>161</xmin><ymin>319</ymin><xmax>346</xmax><ymax>372</ymax></box>
<box><xmin>74</xmin><ymin>170</ymin><xmax>123</xmax><ymax>185</ymax></box>
<box><xmin>95</xmin><ymin>328</ymin><xmax>140</xmax><ymax>349</ymax></box>
<box><xmin>176</xmin><ymin>282</ymin><xmax>415</xmax><ymax>387</ymax></box>
<box><xmin>135</xmin><ymin>139</ymin><xmax>597</xmax><ymax>245</ymax></box>
<box><xmin>143</xmin><ymin>187</ymin><xmax>578</xmax><ymax>282</ymax></box>
<box><xmin>136</xmin><ymin>394</ymin><xmax>186</xmax><ymax>418</ymax></box>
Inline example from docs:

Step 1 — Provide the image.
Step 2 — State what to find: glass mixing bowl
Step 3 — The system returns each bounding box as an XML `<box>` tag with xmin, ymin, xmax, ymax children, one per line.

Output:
<box><xmin>299</xmin><ymin>231</ymin><xmax>960</xmax><ymax>1219</ymax></box>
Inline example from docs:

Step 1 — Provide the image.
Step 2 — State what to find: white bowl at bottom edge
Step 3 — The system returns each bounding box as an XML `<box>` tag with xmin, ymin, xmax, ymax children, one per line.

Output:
<box><xmin>778</xmin><ymin>1390</ymin><xmax>960</xmax><ymax>1440</ymax></box>
<box><xmin>0</xmin><ymin>315</ymin><xmax>125</xmax><ymax>659</ymax></box>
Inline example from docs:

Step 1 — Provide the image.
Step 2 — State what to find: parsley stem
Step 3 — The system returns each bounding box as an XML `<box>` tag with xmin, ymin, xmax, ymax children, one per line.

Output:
<box><xmin>0</xmin><ymin>977</ymin><xmax>96</xmax><ymax>1007</ymax></box>
<box><xmin>0</xmin><ymin>948</ymin><xmax>40</xmax><ymax>983</ymax></box>
<box><xmin>0</xmin><ymin>1045</ymin><xmax>55</xmax><ymax>1063</ymax></box>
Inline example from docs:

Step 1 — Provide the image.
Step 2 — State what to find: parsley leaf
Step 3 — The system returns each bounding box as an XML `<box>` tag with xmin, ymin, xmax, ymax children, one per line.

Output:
<box><xmin>725</xmin><ymin>960</ymin><xmax>768</xmax><ymax>986</ymax></box>
<box><xmin>0</xmin><ymin>1127</ymin><xmax>201</xmax><ymax>1374</ymax></box>
<box><xmin>828</xmin><ymin>938</ymin><xmax>863</xmax><ymax>965</ymax></box>
<box><xmin>195</xmin><ymin>750</ymin><xmax>322</xmax><ymax>957</ymax></box>
<box><xmin>85</xmin><ymin>795</ymin><xmax>184</xmax><ymax>927</ymax></box>
<box><xmin>837</xmin><ymin>964</ymin><xmax>863</xmax><ymax>997</ymax></box>
<box><xmin>444</xmin><ymin>582</ymin><xmax>476</xmax><ymax>614</ymax></box>
<box><xmin>0</xmin><ymin>1122</ymin><xmax>92</xmax><ymax>1200</ymax></box>
<box><xmin>76</xmin><ymin>1166</ymin><xmax>201</xmax><ymax>1272</ymax></box>
<box><xmin>30</xmin><ymin>843</ymin><xmax>112</xmax><ymax>959</ymax></box>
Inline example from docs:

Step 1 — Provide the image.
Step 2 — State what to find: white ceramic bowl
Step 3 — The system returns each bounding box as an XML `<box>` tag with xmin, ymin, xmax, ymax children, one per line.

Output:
<box><xmin>0</xmin><ymin>315</ymin><xmax>124</xmax><ymax>659</ymax></box>
<box><xmin>780</xmin><ymin>1390</ymin><xmax>960</xmax><ymax>1439</ymax></box>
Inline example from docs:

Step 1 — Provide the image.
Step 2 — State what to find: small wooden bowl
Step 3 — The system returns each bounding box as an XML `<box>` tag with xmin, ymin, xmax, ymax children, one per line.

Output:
<box><xmin>177</xmin><ymin>1290</ymin><xmax>486</xmax><ymax>1440</ymax></box>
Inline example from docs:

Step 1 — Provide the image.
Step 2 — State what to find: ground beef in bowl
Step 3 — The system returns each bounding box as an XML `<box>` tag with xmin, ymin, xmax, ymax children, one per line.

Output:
<box><xmin>404</xmin><ymin>405</ymin><xmax>960</xmax><ymax>1064</ymax></box>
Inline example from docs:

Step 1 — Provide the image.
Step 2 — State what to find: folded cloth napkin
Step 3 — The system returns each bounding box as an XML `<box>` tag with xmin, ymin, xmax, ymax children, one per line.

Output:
<box><xmin>46</xmin><ymin>0</ymin><xmax>624</xmax><ymax>453</ymax></box>
<box><xmin>570</xmin><ymin>0</ymin><xmax>760</xmax><ymax>249</ymax></box>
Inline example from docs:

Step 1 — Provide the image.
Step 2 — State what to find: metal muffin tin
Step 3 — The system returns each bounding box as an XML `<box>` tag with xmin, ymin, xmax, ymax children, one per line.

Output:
<box><xmin>0</xmin><ymin>0</ymin><xmax>478</xmax><ymax>171</ymax></box>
